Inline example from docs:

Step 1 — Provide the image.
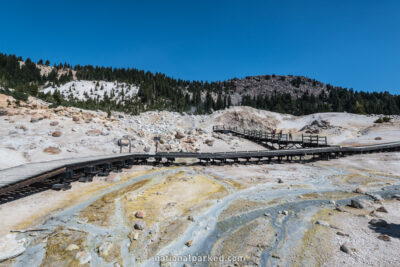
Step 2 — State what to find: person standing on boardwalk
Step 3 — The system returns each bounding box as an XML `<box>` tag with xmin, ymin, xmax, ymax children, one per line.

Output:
<box><xmin>289</xmin><ymin>130</ymin><xmax>293</xmax><ymax>141</ymax></box>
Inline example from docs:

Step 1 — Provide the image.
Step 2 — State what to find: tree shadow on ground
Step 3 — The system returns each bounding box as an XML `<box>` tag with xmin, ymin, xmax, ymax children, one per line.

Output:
<box><xmin>369</xmin><ymin>219</ymin><xmax>400</xmax><ymax>239</ymax></box>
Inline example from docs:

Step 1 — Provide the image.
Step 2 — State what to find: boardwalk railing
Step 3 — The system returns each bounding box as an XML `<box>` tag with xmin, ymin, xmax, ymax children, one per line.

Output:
<box><xmin>213</xmin><ymin>125</ymin><xmax>328</xmax><ymax>147</ymax></box>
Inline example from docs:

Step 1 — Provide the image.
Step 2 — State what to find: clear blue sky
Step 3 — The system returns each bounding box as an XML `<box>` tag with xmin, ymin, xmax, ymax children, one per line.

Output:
<box><xmin>1</xmin><ymin>0</ymin><xmax>399</xmax><ymax>94</ymax></box>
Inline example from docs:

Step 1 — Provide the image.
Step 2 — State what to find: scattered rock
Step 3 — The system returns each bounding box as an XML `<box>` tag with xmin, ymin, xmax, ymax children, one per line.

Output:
<box><xmin>369</xmin><ymin>218</ymin><xmax>388</xmax><ymax>228</ymax></box>
<box><xmin>134</xmin><ymin>221</ymin><xmax>146</xmax><ymax>230</ymax></box>
<box><xmin>277</xmin><ymin>178</ymin><xmax>283</xmax><ymax>184</ymax></box>
<box><xmin>279</xmin><ymin>210</ymin><xmax>288</xmax><ymax>215</ymax></box>
<box><xmin>72</xmin><ymin>115</ymin><xmax>80</xmax><ymax>122</ymax></box>
<box><xmin>340</xmin><ymin>244</ymin><xmax>351</xmax><ymax>254</ymax></box>
<box><xmin>135</xmin><ymin>210</ymin><xmax>145</xmax><ymax>218</ymax></box>
<box><xmin>76</xmin><ymin>250</ymin><xmax>91</xmax><ymax>265</ymax></box>
<box><xmin>335</xmin><ymin>206</ymin><xmax>346</xmax><ymax>212</ymax></box>
<box><xmin>315</xmin><ymin>220</ymin><xmax>330</xmax><ymax>227</ymax></box>
<box><xmin>43</xmin><ymin>147</ymin><xmax>61</xmax><ymax>154</ymax></box>
<box><xmin>271</xmin><ymin>253</ymin><xmax>280</xmax><ymax>259</ymax></box>
<box><xmin>143</xmin><ymin>146</ymin><xmax>150</xmax><ymax>153</ymax></box>
<box><xmin>132</xmin><ymin>232</ymin><xmax>139</xmax><ymax>240</ymax></box>
<box><xmin>264</xmin><ymin>213</ymin><xmax>270</xmax><ymax>217</ymax></box>
<box><xmin>0</xmin><ymin>109</ymin><xmax>7</xmax><ymax>116</ymax></box>
<box><xmin>86</xmin><ymin>129</ymin><xmax>101</xmax><ymax>136</ymax></box>
<box><xmin>98</xmin><ymin>242</ymin><xmax>113</xmax><ymax>257</ymax></box>
<box><xmin>369</xmin><ymin>210</ymin><xmax>380</xmax><ymax>217</ymax></box>
<box><xmin>376</xmin><ymin>206</ymin><xmax>388</xmax><ymax>213</ymax></box>
<box><xmin>350</xmin><ymin>199</ymin><xmax>365</xmax><ymax>209</ymax></box>
<box><xmin>336</xmin><ymin>231</ymin><xmax>349</xmax><ymax>237</ymax></box>
<box><xmin>0</xmin><ymin>234</ymin><xmax>26</xmax><ymax>262</ymax></box>
<box><xmin>65</xmin><ymin>244</ymin><xmax>79</xmax><ymax>251</ymax></box>
<box><xmin>377</xmin><ymin>234</ymin><xmax>391</xmax><ymax>241</ymax></box>
<box><xmin>354</xmin><ymin>186</ymin><xmax>367</xmax><ymax>194</ymax></box>
<box><xmin>16</xmin><ymin>125</ymin><xmax>27</xmax><ymax>131</ymax></box>
<box><xmin>369</xmin><ymin>194</ymin><xmax>383</xmax><ymax>201</ymax></box>
<box><xmin>185</xmin><ymin>240</ymin><xmax>193</xmax><ymax>247</ymax></box>
<box><xmin>30</xmin><ymin>115</ymin><xmax>43</xmax><ymax>123</ymax></box>
<box><xmin>374</xmin><ymin>137</ymin><xmax>382</xmax><ymax>140</ymax></box>
<box><xmin>204</xmin><ymin>139</ymin><xmax>214</xmax><ymax>146</ymax></box>
<box><xmin>175</xmin><ymin>131</ymin><xmax>185</xmax><ymax>139</ymax></box>
<box><xmin>187</xmin><ymin>215</ymin><xmax>195</xmax><ymax>222</ymax></box>
<box><xmin>49</xmin><ymin>121</ymin><xmax>59</xmax><ymax>126</ymax></box>
<box><xmin>52</xmin><ymin>131</ymin><xmax>62</xmax><ymax>137</ymax></box>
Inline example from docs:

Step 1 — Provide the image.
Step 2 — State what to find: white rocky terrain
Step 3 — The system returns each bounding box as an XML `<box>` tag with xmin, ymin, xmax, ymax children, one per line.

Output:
<box><xmin>42</xmin><ymin>81</ymin><xmax>139</xmax><ymax>103</ymax></box>
<box><xmin>1</xmin><ymin>93</ymin><xmax>400</xmax><ymax>266</ymax></box>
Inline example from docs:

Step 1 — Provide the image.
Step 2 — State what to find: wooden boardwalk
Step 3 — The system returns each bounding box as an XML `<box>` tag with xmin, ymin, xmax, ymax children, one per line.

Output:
<box><xmin>1</xmin><ymin>128</ymin><xmax>400</xmax><ymax>204</ymax></box>
<box><xmin>213</xmin><ymin>125</ymin><xmax>327</xmax><ymax>149</ymax></box>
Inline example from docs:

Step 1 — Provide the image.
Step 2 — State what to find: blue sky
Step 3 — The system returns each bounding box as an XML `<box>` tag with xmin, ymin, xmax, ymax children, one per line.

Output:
<box><xmin>1</xmin><ymin>0</ymin><xmax>399</xmax><ymax>94</ymax></box>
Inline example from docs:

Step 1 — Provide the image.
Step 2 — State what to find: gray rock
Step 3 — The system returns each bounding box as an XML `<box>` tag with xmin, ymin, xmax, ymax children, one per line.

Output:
<box><xmin>377</xmin><ymin>234</ymin><xmax>391</xmax><ymax>241</ymax></box>
<box><xmin>350</xmin><ymin>199</ymin><xmax>365</xmax><ymax>209</ymax></box>
<box><xmin>143</xmin><ymin>146</ymin><xmax>150</xmax><ymax>152</ymax></box>
<box><xmin>369</xmin><ymin>194</ymin><xmax>383</xmax><ymax>201</ymax></box>
<box><xmin>98</xmin><ymin>242</ymin><xmax>113</xmax><ymax>257</ymax></box>
<box><xmin>76</xmin><ymin>250</ymin><xmax>91</xmax><ymax>264</ymax></box>
<box><xmin>315</xmin><ymin>220</ymin><xmax>330</xmax><ymax>227</ymax></box>
<box><xmin>134</xmin><ymin>221</ymin><xmax>146</xmax><ymax>230</ymax></box>
<box><xmin>340</xmin><ymin>244</ymin><xmax>351</xmax><ymax>254</ymax></box>
<box><xmin>336</xmin><ymin>231</ymin><xmax>349</xmax><ymax>237</ymax></box>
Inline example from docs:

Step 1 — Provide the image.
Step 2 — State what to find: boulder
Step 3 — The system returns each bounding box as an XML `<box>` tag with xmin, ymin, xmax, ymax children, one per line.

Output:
<box><xmin>134</xmin><ymin>221</ymin><xmax>146</xmax><ymax>230</ymax></box>
<box><xmin>376</xmin><ymin>206</ymin><xmax>388</xmax><ymax>213</ymax></box>
<box><xmin>336</xmin><ymin>231</ymin><xmax>349</xmax><ymax>237</ymax></box>
<box><xmin>377</xmin><ymin>234</ymin><xmax>391</xmax><ymax>241</ymax></box>
<box><xmin>350</xmin><ymin>199</ymin><xmax>365</xmax><ymax>209</ymax></box>
<box><xmin>72</xmin><ymin>115</ymin><xmax>80</xmax><ymax>122</ymax></box>
<box><xmin>185</xmin><ymin>240</ymin><xmax>193</xmax><ymax>247</ymax></box>
<box><xmin>65</xmin><ymin>244</ymin><xmax>79</xmax><ymax>251</ymax></box>
<box><xmin>135</xmin><ymin>210</ymin><xmax>145</xmax><ymax>218</ymax></box>
<box><xmin>30</xmin><ymin>115</ymin><xmax>43</xmax><ymax>123</ymax></box>
<box><xmin>132</xmin><ymin>232</ymin><xmax>139</xmax><ymax>240</ymax></box>
<box><xmin>43</xmin><ymin>147</ymin><xmax>61</xmax><ymax>154</ymax></box>
<box><xmin>175</xmin><ymin>131</ymin><xmax>185</xmax><ymax>139</ymax></box>
<box><xmin>49</xmin><ymin>121</ymin><xmax>59</xmax><ymax>126</ymax></box>
<box><xmin>52</xmin><ymin>131</ymin><xmax>62</xmax><ymax>137</ymax></box>
<box><xmin>143</xmin><ymin>146</ymin><xmax>150</xmax><ymax>153</ymax></box>
<box><xmin>0</xmin><ymin>109</ymin><xmax>7</xmax><ymax>116</ymax></box>
<box><xmin>340</xmin><ymin>244</ymin><xmax>351</xmax><ymax>254</ymax></box>
<box><xmin>76</xmin><ymin>250</ymin><xmax>91</xmax><ymax>265</ymax></box>
<box><xmin>86</xmin><ymin>129</ymin><xmax>101</xmax><ymax>136</ymax></box>
<box><xmin>16</xmin><ymin>125</ymin><xmax>27</xmax><ymax>131</ymax></box>
<box><xmin>315</xmin><ymin>220</ymin><xmax>330</xmax><ymax>227</ymax></box>
<box><xmin>98</xmin><ymin>242</ymin><xmax>113</xmax><ymax>257</ymax></box>
<box><xmin>204</xmin><ymin>139</ymin><xmax>214</xmax><ymax>146</ymax></box>
<box><xmin>354</xmin><ymin>186</ymin><xmax>367</xmax><ymax>194</ymax></box>
<box><xmin>0</xmin><ymin>94</ymin><xmax>15</xmax><ymax>108</ymax></box>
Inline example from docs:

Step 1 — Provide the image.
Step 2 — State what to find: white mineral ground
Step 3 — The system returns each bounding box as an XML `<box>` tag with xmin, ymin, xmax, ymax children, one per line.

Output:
<box><xmin>0</xmin><ymin>94</ymin><xmax>400</xmax><ymax>266</ymax></box>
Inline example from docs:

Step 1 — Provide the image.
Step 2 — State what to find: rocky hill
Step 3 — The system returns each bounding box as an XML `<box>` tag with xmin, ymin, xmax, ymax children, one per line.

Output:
<box><xmin>1</xmin><ymin>52</ymin><xmax>400</xmax><ymax>116</ymax></box>
<box><xmin>225</xmin><ymin>74</ymin><xmax>327</xmax><ymax>101</ymax></box>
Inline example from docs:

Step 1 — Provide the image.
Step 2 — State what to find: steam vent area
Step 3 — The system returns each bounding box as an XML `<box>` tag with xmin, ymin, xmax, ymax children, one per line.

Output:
<box><xmin>1</xmin><ymin>99</ymin><xmax>400</xmax><ymax>267</ymax></box>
